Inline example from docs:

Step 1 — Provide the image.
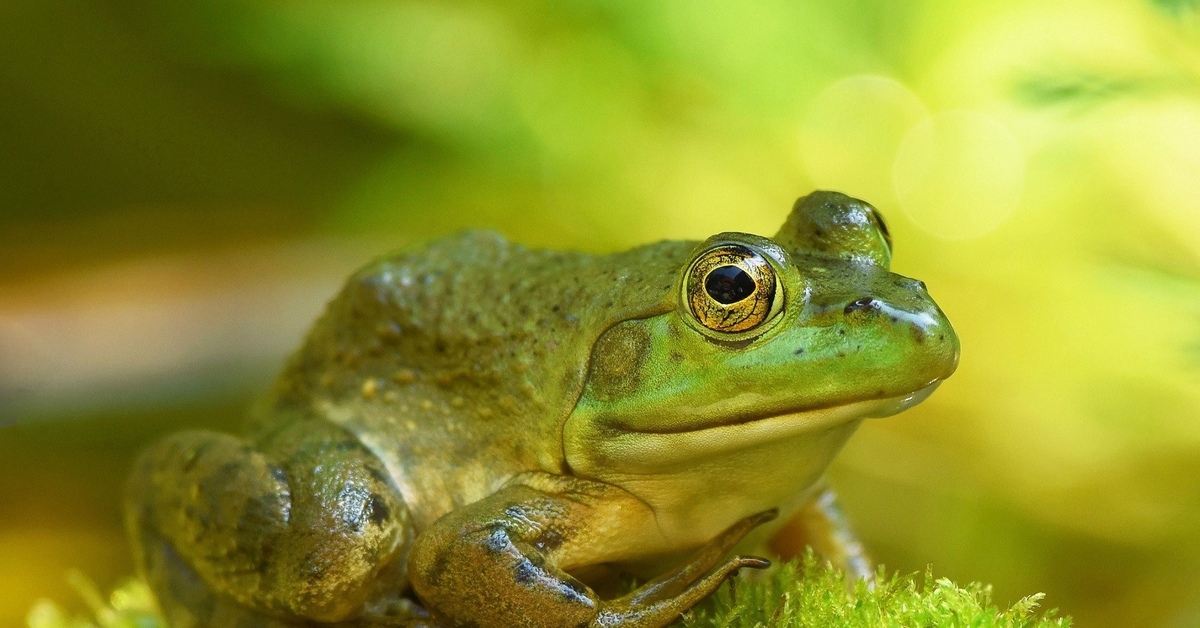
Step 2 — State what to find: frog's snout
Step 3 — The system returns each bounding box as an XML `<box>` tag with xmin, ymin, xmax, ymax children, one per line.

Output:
<box><xmin>840</xmin><ymin>280</ymin><xmax>960</xmax><ymax>383</ymax></box>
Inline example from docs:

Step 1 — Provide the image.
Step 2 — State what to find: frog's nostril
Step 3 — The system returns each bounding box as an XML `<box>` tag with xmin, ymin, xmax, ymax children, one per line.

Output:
<box><xmin>844</xmin><ymin>297</ymin><xmax>877</xmax><ymax>314</ymax></box>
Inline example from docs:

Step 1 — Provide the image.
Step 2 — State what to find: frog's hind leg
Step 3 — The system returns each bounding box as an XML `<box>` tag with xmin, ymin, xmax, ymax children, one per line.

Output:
<box><xmin>131</xmin><ymin>529</ymin><xmax>306</xmax><ymax>628</ymax></box>
<box><xmin>770</xmin><ymin>480</ymin><xmax>874</xmax><ymax>581</ymax></box>
<box><xmin>125</xmin><ymin>419</ymin><xmax>419</xmax><ymax>626</ymax></box>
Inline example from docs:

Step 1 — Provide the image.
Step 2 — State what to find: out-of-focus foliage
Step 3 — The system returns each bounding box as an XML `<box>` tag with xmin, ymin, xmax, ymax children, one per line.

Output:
<box><xmin>27</xmin><ymin>573</ymin><xmax>158</xmax><ymax>628</ymax></box>
<box><xmin>3</xmin><ymin>0</ymin><xmax>1200</xmax><ymax>627</ymax></box>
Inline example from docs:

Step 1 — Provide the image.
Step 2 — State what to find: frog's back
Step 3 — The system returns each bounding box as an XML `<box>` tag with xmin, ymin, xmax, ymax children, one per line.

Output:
<box><xmin>259</xmin><ymin>230</ymin><xmax>692</xmax><ymax>528</ymax></box>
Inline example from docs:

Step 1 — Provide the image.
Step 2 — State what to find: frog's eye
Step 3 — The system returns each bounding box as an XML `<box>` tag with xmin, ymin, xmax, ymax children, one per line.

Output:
<box><xmin>685</xmin><ymin>245</ymin><xmax>780</xmax><ymax>334</ymax></box>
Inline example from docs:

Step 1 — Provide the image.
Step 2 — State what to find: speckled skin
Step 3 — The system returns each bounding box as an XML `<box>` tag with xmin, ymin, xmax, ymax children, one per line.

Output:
<box><xmin>125</xmin><ymin>191</ymin><xmax>959</xmax><ymax>627</ymax></box>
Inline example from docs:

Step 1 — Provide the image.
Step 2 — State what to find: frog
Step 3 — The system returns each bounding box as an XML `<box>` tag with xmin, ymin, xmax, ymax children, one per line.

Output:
<box><xmin>125</xmin><ymin>190</ymin><xmax>959</xmax><ymax>628</ymax></box>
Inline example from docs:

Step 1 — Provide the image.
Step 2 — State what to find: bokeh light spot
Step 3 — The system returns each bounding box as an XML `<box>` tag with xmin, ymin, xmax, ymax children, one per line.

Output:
<box><xmin>801</xmin><ymin>75</ymin><xmax>928</xmax><ymax>203</ymax></box>
<box><xmin>893</xmin><ymin>110</ymin><xmax>1024</xmax><ymax>240</ymax></box>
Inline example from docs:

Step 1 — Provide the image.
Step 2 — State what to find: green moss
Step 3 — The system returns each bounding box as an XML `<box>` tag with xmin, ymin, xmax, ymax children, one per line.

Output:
<box><xmin>682</xmin><ymin>552</ymin><xmax>1070</xmax><ymax>628</ymax></box>
<box><xmin>28</xmin><ymin>555</ymin><xmax>1069</xmax><ymax>628</ymax></box>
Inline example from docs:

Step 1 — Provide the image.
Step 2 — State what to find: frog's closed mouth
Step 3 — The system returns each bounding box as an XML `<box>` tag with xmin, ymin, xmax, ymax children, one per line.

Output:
<box><xmin>598</xmin><ymin>381</ymin><xmax>944</xmax><ymax>437</ymax></box>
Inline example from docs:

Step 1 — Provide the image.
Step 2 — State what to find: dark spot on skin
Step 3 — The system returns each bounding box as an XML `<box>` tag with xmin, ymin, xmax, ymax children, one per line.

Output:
<box><xmin>181</xmin><ymin>441</ymin><xmax>212</xmax><ymax>473</ymax></box>
<box><xmin>256</xmin><ymin>537</ymin><xmax>277</xmax><ymax>566</ymax></box>
<box><xmin>368</xmin><ymin>493</ymin><xmax>390</xmax><ymax>525</ymax></box>
<box><xmin>237</xmin><ymin>493</ymin><xmax>288</xmax><ymax>546</ymax></box>
<box><xmin>794</xmin><ymin>347</ymin><xmax>805</xmax><ymax>355</ymax></box>
<box><xmin>366</xmin><ymin>465</ymin><xmax>390</xmax><ymax>485</ymax></box>
<box><xmin>838</xmin><ymin>329</ymin><xmax>845</xmax><ymax>336</ymax></box>
<box><xmin>425</xmin><ymin>549</ymin><xmax>453</xmax><ymax>587</ymax></box>
<box><xmin>876</xmin><ymin>389</ymin><xmax>886</xmax><ymax>396</ymax></box>
<box><xmin>938</xmin><ymin>334</ymin><xmax>945</xmax><ymax>341</ymax></box>
<box><xmin>669</xmin><ymin>351</ymin><xmax>684</xmax><ymax>363</ymax></box>
<box><xmin>889</xmin><ymin>316</ymin><xmax>898</xmax><ymax>323</ymax></box>
<box><xmin>514</xmin><ymin>559</ymin><xmax>538</xmax><ymax>585</ymax></box>
<box><xmin>837</xmin><ymin>352</ymin><xmax>846</xmax><ymax>358</ymax></box>
<box><xmin>485</xmin><ymin>528</ymin><xmax>509</xmax><ymax>555</ymax></box>
<box><xmin>301</xmin><ymin>550</ymin><xmax>327</xmax><ymax>581</ymax></box>
<box><xmin>208</xmin><ymin>461</ymin><xmax>244</xmax><ymax>492</ymax></box>
<box><xmin>332</xmin><ymin>441</ymin><xmax>359</xmax><ymax>453</ymax></box>
<box><xmin>536</xmin><ymin>528</ymin><xmax>565</xmax><ymax>552</ymax></box>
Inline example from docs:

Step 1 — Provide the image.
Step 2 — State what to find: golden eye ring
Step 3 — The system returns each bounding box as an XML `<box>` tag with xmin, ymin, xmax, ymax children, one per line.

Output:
<box><xmin>685</xmin><ymin>244</ymin><xmax>780</xmax><ymax>333</ymax></box>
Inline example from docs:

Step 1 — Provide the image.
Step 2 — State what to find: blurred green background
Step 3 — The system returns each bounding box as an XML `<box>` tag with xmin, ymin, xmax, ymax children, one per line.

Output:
<box><xmin>3</xmin><ymin>0</ymin><xmax>1200</xmax><ymax>626</ymax></box>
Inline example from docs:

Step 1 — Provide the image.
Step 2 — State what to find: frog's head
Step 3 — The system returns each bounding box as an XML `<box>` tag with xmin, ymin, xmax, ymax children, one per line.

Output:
<box><xmin>563</xmin><ymin>191</ymin><xmax>959</xmax><ymax>544</ymax></box>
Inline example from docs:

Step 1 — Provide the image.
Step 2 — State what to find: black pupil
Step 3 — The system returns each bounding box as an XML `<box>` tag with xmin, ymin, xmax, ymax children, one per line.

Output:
<box><xmin>705</xmin><ymin>266</ymin><xmax>756</xmax><ymax>304</ymax></box>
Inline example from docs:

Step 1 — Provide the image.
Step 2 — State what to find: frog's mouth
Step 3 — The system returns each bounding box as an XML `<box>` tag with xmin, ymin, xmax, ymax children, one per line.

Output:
<box><xmin>621</xmin><ymin>380</ymin><xmax>941</xmax><ymax>437</ymax></box>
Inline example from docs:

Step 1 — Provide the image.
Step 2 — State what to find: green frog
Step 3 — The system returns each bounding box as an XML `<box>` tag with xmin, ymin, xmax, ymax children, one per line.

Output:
<box><xmin>125</xmin><ymin>191</ymin><xmax>958</xmax><ymax>627</ymax></box>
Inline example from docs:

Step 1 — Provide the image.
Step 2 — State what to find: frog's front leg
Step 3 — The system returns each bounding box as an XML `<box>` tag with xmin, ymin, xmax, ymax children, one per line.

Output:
<box><xmin>408</xmin><ymin>474</ymin><xmax>771</xmax><ymax>628</ymax></box>
<box><xmin>125</xmin><ymin>417</ymin><xmax>415</xmax><ymax>626</ymax></box>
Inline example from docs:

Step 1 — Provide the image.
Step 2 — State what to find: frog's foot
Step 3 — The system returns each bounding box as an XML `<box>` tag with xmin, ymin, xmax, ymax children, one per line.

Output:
<box><xmin>125</xmin><ymin>419</ymin><xmax>415</xmax><ymax>626</ymax></box>
<box><xmin>594</xmin><ymin>511</ymin><xmax>775</xmax><ymax>627</ymax></box>
<box><xmin>623</xmin><ymin>509</ymin><xmax>776</xmax><ymax>608</ymax></box>
<box><xmin>408</xmin><ymin>477</ymin><xmax>773</xmax><ymax>628</ymax></box>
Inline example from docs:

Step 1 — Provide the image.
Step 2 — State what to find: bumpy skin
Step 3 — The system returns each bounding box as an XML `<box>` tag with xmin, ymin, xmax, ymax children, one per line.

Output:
<box><xmin>126</xmin><ymin>191</ymin><xmax>960</xmax><ymax>627</ymax></box>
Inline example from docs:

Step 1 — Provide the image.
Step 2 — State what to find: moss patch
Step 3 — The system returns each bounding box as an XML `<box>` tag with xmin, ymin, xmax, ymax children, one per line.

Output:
<box><xmin>680</xmin><ymin>552</ymin><xmax>1070</xmax><ymax>627</ymax></box>
<box><xmin>28</xmin><ymin>554</ymin><xmax>1069</xmax><ymax>628</ymax></box>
